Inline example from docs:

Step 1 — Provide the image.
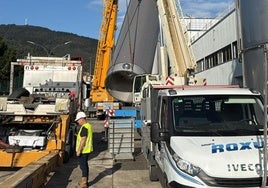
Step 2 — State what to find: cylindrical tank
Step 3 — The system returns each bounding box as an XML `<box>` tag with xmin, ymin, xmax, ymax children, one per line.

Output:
<box><xmin>238</xmin><ymin>0</ymin><xmax>268</xmax><ymax>96</ymax></box>
<box><xmin>105</xmin><ymin>0</ymin><xmax>159</xmax><ymax>103</ymax></box>
<box><xmin>239</xmin><ymin>1</ymin><xmax>268</xmax><ymax>49</ymax></box>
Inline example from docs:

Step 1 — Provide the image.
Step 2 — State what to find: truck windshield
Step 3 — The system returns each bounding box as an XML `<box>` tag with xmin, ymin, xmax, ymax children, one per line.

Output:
<box><xmin>172</xmin><ymin>95</ymin><xmax>264</xmax><ymax>136</ymax></box>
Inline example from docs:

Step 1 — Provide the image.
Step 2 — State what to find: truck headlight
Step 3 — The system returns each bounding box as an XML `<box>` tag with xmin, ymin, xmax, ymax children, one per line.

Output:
<box><xmin>173</xmin><ymin>153</ymin><xmax>201</xmax><ymax>176</ymax></box>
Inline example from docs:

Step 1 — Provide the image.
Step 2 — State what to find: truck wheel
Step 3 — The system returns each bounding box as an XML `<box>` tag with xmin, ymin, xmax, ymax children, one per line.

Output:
<box><xmin>149</xmin><ymin>165</ymin><xmax>158</xmax><ymax>181</ymax></box>
<box><xmin>159</xmin><ymin>173</ymin><xmax>170</xmax><ymax>188</ymax></box>
<box><xmin>63</xmin><ymin>150</ymin><xmax>70</xmax><ymax>163</ymax></box>
<box><xmin>67</xmin><ymin>128</ymin><xmax>76</xmax><ymax>157</ymax></box>
<box><xmin>97</xmin><ymin>114</ymin><xmax>105</xmax><ymax>120</ymax></box>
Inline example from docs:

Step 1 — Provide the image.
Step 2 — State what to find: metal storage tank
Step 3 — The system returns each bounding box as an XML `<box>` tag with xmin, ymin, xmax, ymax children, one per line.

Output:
<box><xmin>105</xmin><ymin>0</ymin><xmax>159</xmax><ymax>103</ymax></box>
<box><xmin>237</xmin><ymin>0</ymin><xmax>268</xmax><ymax>96</ymax></box>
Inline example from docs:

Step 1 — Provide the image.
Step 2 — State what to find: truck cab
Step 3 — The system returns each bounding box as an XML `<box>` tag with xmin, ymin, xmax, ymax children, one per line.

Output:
<box><xmin>146</xmin><ymin>86</ymin><xmax>266</xmax><ymax>187</ymax></box>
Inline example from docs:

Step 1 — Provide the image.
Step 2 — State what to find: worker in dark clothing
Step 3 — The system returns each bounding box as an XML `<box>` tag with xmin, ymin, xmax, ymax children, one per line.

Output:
<box><xmin>75</xmin><ymin>111</ymin><xmax>93</xmax><ymax>188</ymax></box>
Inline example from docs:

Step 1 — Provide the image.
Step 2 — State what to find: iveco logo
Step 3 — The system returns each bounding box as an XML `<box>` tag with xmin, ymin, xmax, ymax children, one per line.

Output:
<box><xmin>212</xmin><ymin>141</ymin><xmax>264</xmax><ymax>153</ymax></box>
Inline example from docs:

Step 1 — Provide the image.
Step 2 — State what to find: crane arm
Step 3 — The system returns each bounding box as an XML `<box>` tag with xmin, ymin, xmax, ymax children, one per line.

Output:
<box><xmin>91</xmin><ymin>0</ymin><xmax>118</xmax><ymax>102</ymax></box>
<box><xmin>157</xmin><ymin>0</ymin><xmax>196</xmax><ymax>78</ymax></box>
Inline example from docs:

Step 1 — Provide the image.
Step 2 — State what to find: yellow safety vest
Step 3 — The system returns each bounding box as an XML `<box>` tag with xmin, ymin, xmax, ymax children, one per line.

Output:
<box><xmin>76</xmin><ymin>122</ymin><xmax>93</xmax><ymax>154</ymax></box>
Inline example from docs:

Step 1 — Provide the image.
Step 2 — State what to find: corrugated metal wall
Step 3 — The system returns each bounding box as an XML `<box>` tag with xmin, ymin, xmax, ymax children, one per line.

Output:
<box><xmin>238</xmin><ymin>0</ymin><xmax>268</xmax><ymax>96</ymax></box>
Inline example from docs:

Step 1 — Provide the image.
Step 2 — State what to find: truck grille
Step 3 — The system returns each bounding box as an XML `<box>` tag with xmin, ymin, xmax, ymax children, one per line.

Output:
<box><xmin>198</xmin><ymin>171</ymin><xmax>267</xmax><ymax>187</ymax></box>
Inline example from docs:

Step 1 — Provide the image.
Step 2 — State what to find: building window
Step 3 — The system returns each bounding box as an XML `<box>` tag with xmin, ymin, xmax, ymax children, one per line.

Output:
<box><xmin>232</xmin><ymin>41</ymin><xmax>238</xmax><ymax>59</ymax></box>
<box><xmin>222</xmin><ymin>44</ymin><xmax>232</xmax><ymax>62</ymax></box>
<box><xmin>196</xmin><ymin>59</ymin><xmax>204</xmax><ymax>72</ymax></box>
<box><xmin>218</xmin><ymin>51</ymin><xmax>223</xmax><ymax>64</ymax></box>
<box><xmin>195</xmin><ymin>42</ymin><xmax>236</xmax><ymax>72</ymax></box>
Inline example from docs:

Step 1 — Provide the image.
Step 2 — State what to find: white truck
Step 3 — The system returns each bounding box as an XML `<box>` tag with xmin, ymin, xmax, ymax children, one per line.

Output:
<box><xmin>140</xmin><ymin>84</ymin><xmax>266</xmax><ymax>187</ymax></box>
<box><xmin>104</xmin><ymin>0</ymin><xmax>268</xmax><ymax>186</ymax></box>
<box><xmin>0</xmin><ymin>54</ymin><xmax>83</xmax><ymax>168</ymax></box>
<box><xmin>135</xmin><ymin>1</ymin><xmax>268</xmax><ymax>186</ymax></box>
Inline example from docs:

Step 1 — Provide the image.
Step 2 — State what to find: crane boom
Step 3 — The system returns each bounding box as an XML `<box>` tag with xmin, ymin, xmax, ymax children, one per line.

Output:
<box><xmin>90</xmin><ymin>0</ymin><xmax>119</xmax><ymax>119</ymax></box>
<box><xmin>157</xmin><ymin>0</ymin><xmax>196</xmax><ymax>78</ymax></box>
<box><xmin>133</xmin><ymin>0</ymin><xmax>203</xmax><ymax>105</ymax></box>
<box><xmin>91</xmin><ymin>0</ymin><xmax>118</xmax><ymax>103</ymax></box>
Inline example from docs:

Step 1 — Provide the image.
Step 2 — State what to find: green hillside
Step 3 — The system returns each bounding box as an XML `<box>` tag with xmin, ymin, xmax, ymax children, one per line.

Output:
<box><xmin>0</xmin><ymin>24</ymin><xmax>98</xmax><ymax>73</ymax></box>
<box><xmin>0</xmin><ymin>24</ymin><xmax>98</xmax><ymax>94</ymax></box>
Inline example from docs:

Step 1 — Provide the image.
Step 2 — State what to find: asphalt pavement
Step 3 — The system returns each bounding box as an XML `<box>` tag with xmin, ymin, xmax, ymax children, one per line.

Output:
<box><xmin>45</xmin><ymin>119</ymin><xmax>162</xmax><ymax>188</ymax></box>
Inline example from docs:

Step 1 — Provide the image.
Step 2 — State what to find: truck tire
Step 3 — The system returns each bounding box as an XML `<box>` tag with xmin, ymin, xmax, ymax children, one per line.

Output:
<box><xmin>70</xmin><ymin>135</ymin><xmax>76</xmax><ymax>157</ymax></box>
<box><xmin>97</xmin><ymin>114</ymin><xmax>105</xmax><ymax>120</ymax></box>
<box><xmin>163</xmin><ymin>173</ymin><xmax>170</xmax><ymax>188</ymax></box>
<box><xmin>63</xmin><ymin>150</ymin><xmax>70</xmax><ymax>163</ymax></box>
<box><xmin>65</xmin><ymin>128</ymin><xmax>76</xmax><ymax>159</ymax></box>
<box><xmin>149</xmin><ymin>165</ymin><xmax>158</xmax><ymax>181</ymax></box>
<box><xmin>159</xmin><ymin>172</ymin><xmax>170</xmax><ymax>188</ymax></box>
<box><xmin>148</xmin><ymin>151</ymin><xmax>158</xmax><ymax>181</ymax></box>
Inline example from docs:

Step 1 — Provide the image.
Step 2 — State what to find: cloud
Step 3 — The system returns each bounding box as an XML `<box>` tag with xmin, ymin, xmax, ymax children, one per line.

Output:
<box><xmin>87</xmin><ymin>0</ymin><xmax>233</xmax><ymax>18</ymax></box>
<box><xmin>86</xmin><ymin>0</ymin><xmax>234</xmax><ymax>37</ymax></box>
<box><xmin>117</xmin><ymin>0</ymin><xmax>128</xmax><ymax>29</ymax></box>
<box><xmin>86</xmin><ymin>0</ymin><xmax>127</xmax><ymax>12</ymax></box>
<box><xmin>87</xmin><ymin>0</ymin><xmax>102</xmax><ymax>7</ymax></box>
<box><xmin>86</xmin><ymin>0</ymin><xmax>127</xmax><ymax>22</ymax></box>
<box><xmin>180</xmin><ymin>0</ymin><xmax>233</xmax><ymax>18</ymax></box>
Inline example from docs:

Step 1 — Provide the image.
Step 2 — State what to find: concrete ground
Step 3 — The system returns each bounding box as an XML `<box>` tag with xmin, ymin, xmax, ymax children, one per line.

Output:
<box><xmin>45</xmin><ymin>119</ymin><xmax>162</xmax><ymax>188</ymax></box>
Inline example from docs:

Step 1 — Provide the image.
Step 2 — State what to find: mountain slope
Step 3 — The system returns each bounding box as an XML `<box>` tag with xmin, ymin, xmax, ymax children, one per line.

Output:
<box><xmin>0</xmin><ymin>24</ymin><xmax>98</xmax><ymax>73</ymax></box>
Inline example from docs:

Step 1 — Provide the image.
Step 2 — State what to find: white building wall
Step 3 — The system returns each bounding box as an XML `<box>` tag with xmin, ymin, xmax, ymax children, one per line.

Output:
<box><xmin>190</xmin><ymin>10</ymin><xmax>242</xmax><ymax>86</ymax></box>
<box><xmin>192</xmin><ymin>10</ymin><xmax>237</xmax><ymax>60</ymax></box>
<box><xmin>196</xmin><ymin>60</ymin><xmax>242</xmax><ymax>85</ymax></box>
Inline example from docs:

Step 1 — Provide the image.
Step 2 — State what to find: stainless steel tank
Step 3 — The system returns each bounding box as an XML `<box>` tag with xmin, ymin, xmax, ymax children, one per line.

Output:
<box><xmin>105</xmin><ymin>0</ymin><xmax>159</xmax><ymax>103</ymax></box>
<box><xmin>237</xmin><ymin>0</ymin><xmax>268</xmax><ymax>96</ymax></box>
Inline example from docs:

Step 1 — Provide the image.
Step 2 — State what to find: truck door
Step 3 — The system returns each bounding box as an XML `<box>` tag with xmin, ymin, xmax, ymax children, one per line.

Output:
<box><xmin>156</xmin><ymin>97</ymin><xmax>169</xmax><ymax>171</ymax></box>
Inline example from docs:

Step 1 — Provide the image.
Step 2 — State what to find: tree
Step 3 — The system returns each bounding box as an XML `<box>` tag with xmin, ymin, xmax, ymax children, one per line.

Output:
<box><xmin>0</xmin><ymin>36</ymin><xmax>17</xmax><ymax>81</ymax></box>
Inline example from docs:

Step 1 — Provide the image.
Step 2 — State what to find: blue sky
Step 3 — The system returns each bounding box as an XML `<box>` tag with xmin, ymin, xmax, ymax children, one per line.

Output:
<box><xmin>0</xmin><ymin>0</ymin><xmax>233</xmax><ymax>39</ymax></box>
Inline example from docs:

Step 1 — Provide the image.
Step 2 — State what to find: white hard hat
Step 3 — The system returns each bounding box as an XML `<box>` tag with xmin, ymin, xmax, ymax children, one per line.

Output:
<box><xmin>75</xmin><ymin>111</ymin><xmax>86</xmax><ymax>121</ymax></box>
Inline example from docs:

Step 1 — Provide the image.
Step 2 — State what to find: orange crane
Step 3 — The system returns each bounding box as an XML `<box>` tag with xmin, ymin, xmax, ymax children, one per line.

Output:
<box><xmin>90</xmin><ymin>0</ymin><xmax>120</xmax><ymax>119</ymax></box>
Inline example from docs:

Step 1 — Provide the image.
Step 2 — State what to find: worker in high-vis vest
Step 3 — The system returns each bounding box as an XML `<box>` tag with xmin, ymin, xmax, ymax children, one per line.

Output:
<box><xmin>75</xmin><ymin>111</ymin><xmax>93</xmax><ymax>188</ymax></box>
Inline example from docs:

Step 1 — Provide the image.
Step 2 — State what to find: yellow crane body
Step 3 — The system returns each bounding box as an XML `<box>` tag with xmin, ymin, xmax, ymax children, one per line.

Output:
<box><xmin>91</xmin><ymin>0</ymin><xmax>118</xmax><ymax>103</ymax></box>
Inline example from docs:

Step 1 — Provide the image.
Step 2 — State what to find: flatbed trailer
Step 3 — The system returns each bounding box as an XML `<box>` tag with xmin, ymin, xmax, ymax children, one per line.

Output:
<box><xmin>0</xmin><ymin>152</ymin><xmax>59</xmax><ymax>188</ymax></box>
<box><xmin>0</xmin><ymin>54</ymin><xmax>83</xmax><ymax>187</ymax></box>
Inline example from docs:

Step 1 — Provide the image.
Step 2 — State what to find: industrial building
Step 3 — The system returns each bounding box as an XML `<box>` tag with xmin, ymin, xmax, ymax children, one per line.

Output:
<box><xmin>187</xmin><ymin>2</ymin><xmax>243</xmax><ymax>86</ymax></box>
